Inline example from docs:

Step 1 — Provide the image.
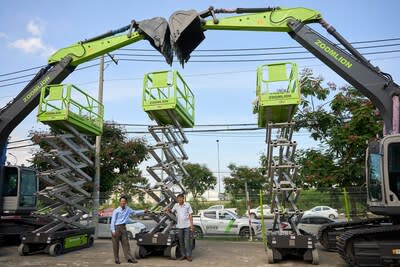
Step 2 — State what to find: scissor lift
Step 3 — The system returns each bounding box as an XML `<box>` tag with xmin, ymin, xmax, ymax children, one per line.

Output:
<box><xmin>18</xmin><ymin>84</ymin><xmax>103</xmax><ymax>256</ymax></box>
<box><xmin>256</xmin><ymin>63</ymin><xmax>318</xmax><ymax>264</ymax></box>
<box><xmin>135</xmin><ymin>70</ymin><xmax>195</xmax><ymax>259</ymax></box>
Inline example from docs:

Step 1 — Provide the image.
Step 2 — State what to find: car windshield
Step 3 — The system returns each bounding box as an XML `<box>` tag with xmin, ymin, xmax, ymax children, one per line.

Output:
<box><xmin>224</xmin><ymin>210</ymin><xmax>238</xmax><ymax>219</ymax></box>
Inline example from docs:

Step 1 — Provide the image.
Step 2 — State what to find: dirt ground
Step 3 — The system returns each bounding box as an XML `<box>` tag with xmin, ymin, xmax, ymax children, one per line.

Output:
<box><xmin>0</xmin><ymin>239</ymin><xmax>347</xmax><ymax>267</ymax></box>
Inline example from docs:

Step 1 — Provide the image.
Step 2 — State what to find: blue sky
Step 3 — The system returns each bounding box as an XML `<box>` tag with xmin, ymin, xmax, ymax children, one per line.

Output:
<box><xmin>1</xmin><ymin>0</ymin><xmax>400</xmax><ymax>191</ymax></box>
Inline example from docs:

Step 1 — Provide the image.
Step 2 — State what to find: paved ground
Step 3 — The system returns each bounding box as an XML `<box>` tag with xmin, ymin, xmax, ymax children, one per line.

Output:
<box><xmin>0</xmin><ymin>239</ymin><xmax>347</xmax><ymax>267</ymax></box>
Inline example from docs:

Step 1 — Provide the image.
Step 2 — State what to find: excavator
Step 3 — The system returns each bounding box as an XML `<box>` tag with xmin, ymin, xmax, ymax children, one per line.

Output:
<box><xmin>166</xmin><ymin>6</ymin><xmax>400</xmax><ymax>266</ymax></box>
<box><xmin>0</xmin><ymin>16</ymin><xmax>172</xmax><ymax>247</ymax></box>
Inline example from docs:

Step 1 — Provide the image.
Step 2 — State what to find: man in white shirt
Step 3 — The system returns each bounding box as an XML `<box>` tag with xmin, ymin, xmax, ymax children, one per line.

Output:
<box><xmin>170</xmin><ymin>193</ymin><xmax>194</xmax><ymax>261</ymax></box>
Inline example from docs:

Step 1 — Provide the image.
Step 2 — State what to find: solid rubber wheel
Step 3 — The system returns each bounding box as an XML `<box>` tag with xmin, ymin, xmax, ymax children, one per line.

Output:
<box><xmin>170</xmin><ymin>245</ymin><xmax>181</xmax><ymax>260</ymax></box>
<box><xmin>18</xmin><ymin>243</ymin><xmax>29</xmax><ymax>256</ymax></box>
<box><xmin>49</xmin><ymin>242</ymin><xmax>62</xmax><ymax>256</ymax></box>
<box><xmin>135</xmin><ymin>245</ymin><xmax>147</xmax><ymax>258</ymax></box>
<box><xmin>250</xmin><ymin>213</ymin><xmax>257</xmax><ymax>219</ymax></box>
<box><xmin>329</xmin><ymin>214</ymin><xmax>335</xmax><ymax>219</ymax></box>
<box><xmin>87</xmin><ymin>235</ymin><xmax>94</xmax><ymax>247</ymax></box>
<box><xmin>267</xmin><ymin>248</ymin><xmax>275</xmax><ymax>264</ymax></box>
<box><xmin>312</xmin><ymin>248</ymin><xmax>319</xmax><ymax>265</ymax></box>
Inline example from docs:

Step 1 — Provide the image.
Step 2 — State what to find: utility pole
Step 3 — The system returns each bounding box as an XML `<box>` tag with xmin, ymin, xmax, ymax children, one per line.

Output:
<box><xmin>216</xmin><ymin>139</ymin><xmax>221</xmax><ymax>200</ymax></box>
<box><xmin>93</xmin><ymin>55</ymin><xmax>104</xmax><ymax>239</ymax></box>
<box><xmin>245</xmin><ymin>181</ymin><xmax>253</xmax><ymax>241</ymax></box>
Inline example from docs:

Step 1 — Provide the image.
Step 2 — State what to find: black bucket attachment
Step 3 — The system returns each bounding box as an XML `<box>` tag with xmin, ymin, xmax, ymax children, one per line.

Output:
<box><xmin>169</xmin><ymin>10</ymin><xmax>205</xmax><ymax>66</ymax></box>
<box><xmin>137</xmin><ymin>17</ymin><xmax>173</xmax><ymax>65</ymax></box>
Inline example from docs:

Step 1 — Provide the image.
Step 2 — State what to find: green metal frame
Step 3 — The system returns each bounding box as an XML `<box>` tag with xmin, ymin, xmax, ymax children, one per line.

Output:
<box><xmin>48</xmin><ymin>32</ymin><xmax>144</xmax><ymax>66</ymax></box>
<box><xmin>256</xmin><ymin>62</ymin><xmax>300</xmax><ymax>126</ymax></box>
<box><xmin>204</xmin><ymin>7</ymin><xmax>321</xmax><ymax>32</ymax></box>
<box><xmin>142</xmin><ymin>70</ymin><xmax>195</xmax><ymax>128</ymax></box>
<box><xmin>37</xmin><ymin>84</ymin><xmax>104</xmax><ymax>135</ymax></box>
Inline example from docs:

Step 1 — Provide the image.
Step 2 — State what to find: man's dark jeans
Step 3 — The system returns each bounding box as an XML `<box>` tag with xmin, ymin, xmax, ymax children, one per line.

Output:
<box><xmin>177</xmin><ymin>227</ymin><xmax>192</xmax><ymax>257</ymax></box>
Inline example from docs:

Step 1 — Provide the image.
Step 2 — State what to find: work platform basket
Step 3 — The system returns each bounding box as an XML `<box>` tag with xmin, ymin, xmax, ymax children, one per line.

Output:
<box><xmin>37</xmin><ymin>84</ymin><xmax>104</xmax><ymax>135</ymax></box>
<box><xmin>142</xmin><ymin>70</ymin><xmax>195</xmax><ymax>128</ymax></box>
<box><xmin>256</xmin><ymin>62</ymin><xmax>300</xmax><ymax>127</ymax></box>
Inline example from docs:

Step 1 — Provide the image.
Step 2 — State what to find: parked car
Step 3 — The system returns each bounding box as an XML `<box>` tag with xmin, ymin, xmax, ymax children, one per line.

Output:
<box><xmin>204</xmin><ymin>205</ymin><xmax>237</xmax><ymax>214</ymax></box>
<box><xmin>297</xmin><ymin>216</ymin><xmax>335</xmax><ymax>236</ymax></box>
<box><xmin>97</xmin><ymin>216</ymin><xmax>146</xmax><ymax>239</ymax></box>
<box><xmin>303</xmin><ymin>206</ymin><xmax>338</xmax><ymax>219</ymax></box>
<box><xmin>193</xmin><ymin>209</ymin><xmax>261</xmax><ymax>238</ymax></box>
<box><xmin>247</xmin><ymin>205</ymin><xmax>274</xmax><ymax>219</ymax></box>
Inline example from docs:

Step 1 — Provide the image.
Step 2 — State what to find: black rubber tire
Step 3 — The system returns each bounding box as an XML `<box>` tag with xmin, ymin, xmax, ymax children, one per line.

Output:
<box><xmin>250</xmin><ymin>213</ymin><xmax>257</xmax><ymax>219</ymax></box>
<box><xmin>193</xmin><ymin>226</ymin><xmax>203</xmax><ymax>238</ymax></box>
<box><xmin>329</xmin><ymin>214</ymin><xmax>336</xmax><ymax>219</ymax></box>
<box><xmin>239</xmin><ymin>227</ymin><xmax>255</xmax><ymax>238</ymax></box>
<box><xmin>49</xmin><ymin>242</ymin><xmax>62</xmax><ymax>257</ymax></box>
<box><xmin>135</xmin><ymin>245</ymin><xmax>147</xmax><ymax>258</ymax></box>
<box><xmin>87</xmin><ymin>235</ymin><xmax>94</xmax><ymax>247</ymax></box>
<box><xmin>18</xmin><ymin>243</ymin><xmax>29</xmax><ymax>256</ymax></box>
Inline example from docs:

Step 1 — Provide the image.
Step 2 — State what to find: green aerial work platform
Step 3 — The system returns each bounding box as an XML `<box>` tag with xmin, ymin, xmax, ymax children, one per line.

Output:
<box><xmin>256</xmin><ymin>62</ymin><xmax>300</xmax><ymax>127</ymax></box>
<box><xmin>142</xmin><ymin>70</ymin><xmax>195</xmax><ymax>128</ymax></box>
<box><xmin>37</xmin><ymin>84</ymin><xmax>104</xmax><ymax>135</ymax></box>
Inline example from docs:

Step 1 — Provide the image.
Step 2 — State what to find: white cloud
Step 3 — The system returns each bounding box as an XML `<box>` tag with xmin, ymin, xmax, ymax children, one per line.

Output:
<box><xmin>9</xmin><ymin>19</ymin><xmax>55</xmax><ymax>57</ymax></box>
<box><xmin>27</xmin><ymin>20</ymin><xmax>42</xmax><ymax>36</ymax></box>
<box><xmin>10</xmin><ymin>37</ymin><xmax>45</xmax><ymax>53</ymax></box>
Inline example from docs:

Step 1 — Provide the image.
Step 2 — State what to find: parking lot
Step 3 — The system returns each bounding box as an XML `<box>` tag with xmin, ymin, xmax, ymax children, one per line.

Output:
<box><xmin>0</xmin><ymin>239</ymin><xmax>347</xmax><ymax>267</ymax></box>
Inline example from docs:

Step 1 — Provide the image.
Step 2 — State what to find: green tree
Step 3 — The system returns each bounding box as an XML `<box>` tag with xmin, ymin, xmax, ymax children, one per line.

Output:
<box><xmin>182</xmin><ymin>162</ymin><xmax>216</xmax><ymax>200</ymax></box>
<box><xmin>224</xmin><ymin>164</ymin><xmax>266</xmax><ymax>200</ymax></box>
<box><xmin>293</xmin><ymin>69</ymin><xmax>382</xmax><ymax>216</ymax></box>
<box><xmin>294</xmin><ymin>69</ymin><xmax>382</xmax><ymax>187</ymax></box>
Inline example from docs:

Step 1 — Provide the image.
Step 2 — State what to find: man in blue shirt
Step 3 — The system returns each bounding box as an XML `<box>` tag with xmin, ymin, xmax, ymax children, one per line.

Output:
<box><xmin>110</xmin><ymin>196</ymin><xmax>147</xmax><ymax>264</ymax></box>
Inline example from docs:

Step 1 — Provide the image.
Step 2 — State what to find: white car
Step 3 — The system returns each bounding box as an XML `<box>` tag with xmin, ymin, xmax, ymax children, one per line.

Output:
<box><xmin>247</xmin><ymin>205</ymin><xmax>274</xmax><ymax>219</ymax></box>
<box><xmin>201</xmin><ymin>205</ymin><xmax>237</xmax><ymax>214</ymax></box>
<box><xmin>303</xmin><ymin>206</ymin><xmax>338</xmax><ymax>219</ymax></box>
<box><xmin>297</xmin><ymin>216</ymin><xmax>335</xmax><ymax>236</ymax></box>
<box><xmin>97</xmin><ymin>216</ymin><xmax>146</xmax><ymax>239</ymax></box>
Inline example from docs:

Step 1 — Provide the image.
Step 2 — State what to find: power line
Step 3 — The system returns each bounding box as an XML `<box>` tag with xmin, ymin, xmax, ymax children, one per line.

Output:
<box><xmin>0</xmin><ymin>65</ymin><xmax>46</xmax><ymax>77</ymax></box>
<box><xmin>118</xmin><ymin>49</ymin><xmax>400</xmax><ymax>63</ymax></box>
<box><xmin>115</xmin><ymin>43</ymin><xmax>400</xmax><ymax>58</ymax></box>
<box><xmin>119</xmin><ymin>37</ymin><xmax>400</xmax><ymax>52</ymax></box>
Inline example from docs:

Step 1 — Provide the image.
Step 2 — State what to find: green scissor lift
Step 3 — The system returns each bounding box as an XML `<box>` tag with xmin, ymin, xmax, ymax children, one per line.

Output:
<box><xmin>19</xmin><ymin>84</ymin><xmax>103</xmax><ymax>256</ymax></box>
<box><xmin>136</xmin><ymin>70</ymin><xmax>195</xmax><ymax>259</ymax></box>
<box><xmin>143</xmin><ymin>70</ymin><xmax>194</xmax><ymax>128</ymax></box>
<box><xmin>256</xmin><ymin>62</ymin><xmax>300</xmax><ymax>127</ymax></box>
<box><xmin>257</xmin><ymin>63</ymin><xmax>319</xmax><ymax>264</ymax></box>
<box><xmin>37</xmin><ymin>84</ymin><xmax>103</xmax><ymax>135</ymax></box>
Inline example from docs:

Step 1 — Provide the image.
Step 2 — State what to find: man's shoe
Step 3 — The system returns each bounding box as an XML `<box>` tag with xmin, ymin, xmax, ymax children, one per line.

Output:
<box><xmin>187</xmin><ymin>257</ymin><xmax>193</xmax><ymax>262</ymax></box>
<box><xmin>115</xmin><ymin>260</ymin><xmax>121</xmax><ymax>264</ymax></box>
<box><xmin>128</xmin><ymin>259</ymin><xmax>138</xmax><ymax>264</ymax></box>
<box><xmin>178</xmin><ymin>256</ymin><xmax>186</xmax><ymax>261</ymax></box>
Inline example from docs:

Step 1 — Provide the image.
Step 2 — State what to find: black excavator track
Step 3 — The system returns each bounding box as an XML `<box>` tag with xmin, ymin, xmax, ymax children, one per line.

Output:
<box><xmin>317</xmin><ymin>217</ymin><xmax>390</xmax><ymax>251</ymax></box>
<box><xmin>335</xmin><ymin>224</ymin><xmax>400</xmax><ymax>267</ymax></box>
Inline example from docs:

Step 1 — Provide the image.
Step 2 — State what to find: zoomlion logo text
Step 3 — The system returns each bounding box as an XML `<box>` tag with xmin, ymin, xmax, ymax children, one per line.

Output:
<box><xmin>23</xmin><ymin>76</ymin><xmax>51</xmax><ymax>103</ymax></box>
<box><xmin>315</xmin><ymin>39</ymin><xmax>353</xmax><ymax>69</ymax></box>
